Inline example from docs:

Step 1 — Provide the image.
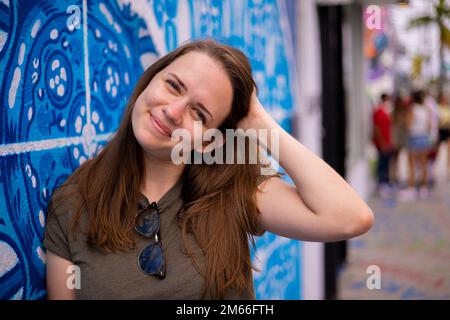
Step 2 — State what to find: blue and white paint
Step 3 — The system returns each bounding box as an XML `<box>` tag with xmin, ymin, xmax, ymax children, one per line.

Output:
<box><xmin>0</xmin><ymin>0</ymin><xmax>300</xmax><ymax>299</ymax></box>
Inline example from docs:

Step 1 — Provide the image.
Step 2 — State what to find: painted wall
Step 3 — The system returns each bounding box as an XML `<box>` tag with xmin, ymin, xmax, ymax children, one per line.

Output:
<box><xmin>0</xmin><ymin>0</ymin><xmax>300</xmax><ymax>299</ymax></box>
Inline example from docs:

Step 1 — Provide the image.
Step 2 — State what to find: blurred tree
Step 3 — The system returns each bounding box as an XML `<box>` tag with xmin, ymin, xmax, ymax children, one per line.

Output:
<box><xmin>411</xmin><ymin>54</ymin><xmax>424</xmax><ymax>79</ymax></box>
<box><xmin>408</xmin><ymin>0</ymin><xmax>450</xmax><ymax>94</ymax></box>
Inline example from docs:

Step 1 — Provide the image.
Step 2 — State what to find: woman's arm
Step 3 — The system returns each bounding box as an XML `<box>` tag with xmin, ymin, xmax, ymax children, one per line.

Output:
<box><xmin>239</xmin><ymin>92</ymin><xmax>374</xmax><ymax>242</ymax></box>
<box><xmin>46</xmin><ymin>250</ymin><xmax>77</xmax><ymax>300</ymax></box>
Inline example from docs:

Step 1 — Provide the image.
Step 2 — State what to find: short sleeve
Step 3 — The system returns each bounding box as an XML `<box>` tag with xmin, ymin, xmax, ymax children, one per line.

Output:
<box><xmin>43</xmin><ymin>189</ymin><xmax>73</xmax><ymax>261</ymax></box>
<box><xmin>253</xmin><ymin>168</ymin><xmax>283</xmax><ymax>237</ymax></box>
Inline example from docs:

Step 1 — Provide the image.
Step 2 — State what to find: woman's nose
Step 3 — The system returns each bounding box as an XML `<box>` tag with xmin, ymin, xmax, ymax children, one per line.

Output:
<box><xmin>163</xmin><ymin>100</ymin><xmax>186</xmax><ymax>126</ymax></box>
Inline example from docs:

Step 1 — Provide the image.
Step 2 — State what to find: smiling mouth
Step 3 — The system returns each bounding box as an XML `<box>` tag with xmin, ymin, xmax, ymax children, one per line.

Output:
<box><xmin>149</xmin><ymin>113</ymin><xmax>171</xmax><ymax>137</ymax></box>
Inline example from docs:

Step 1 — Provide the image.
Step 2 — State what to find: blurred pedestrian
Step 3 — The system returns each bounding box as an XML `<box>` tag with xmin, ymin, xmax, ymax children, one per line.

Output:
<box><xmin>372</xmin><ymin>93</ymin><xmax>393</xmax><ymax>198</ymax></box>
<box><xmin>403</xmin><ymin>90</ymin><xmax>432</xmax><ymax>200</ymax></box>
<box><xmin>436</xmin><ymin>93</ymin><xmax>450</xmax><ymax>180</ymax></box>
<box><xmin>390</xmin><ymin>95</ymin><xmax>410</xmax><ymax>187</ymax></box>
<box><xmin>424</xmin><ymin>91</ymin><xmax>440</xmax><ymax>187</ymax></box>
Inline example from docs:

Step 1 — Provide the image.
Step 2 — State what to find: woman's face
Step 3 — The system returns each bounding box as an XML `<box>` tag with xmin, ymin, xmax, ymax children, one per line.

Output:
<box><xmin>132</xmin><ymin>51</ymin><xmax>233</xmax><ymax>160</ymax></box>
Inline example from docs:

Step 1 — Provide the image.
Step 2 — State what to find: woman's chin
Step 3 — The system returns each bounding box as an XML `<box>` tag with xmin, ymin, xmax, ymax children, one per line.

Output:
<box><xmin>136</xmin><ymin>134</ymin><xmax>175</xmax><ymax>156</ymax></box>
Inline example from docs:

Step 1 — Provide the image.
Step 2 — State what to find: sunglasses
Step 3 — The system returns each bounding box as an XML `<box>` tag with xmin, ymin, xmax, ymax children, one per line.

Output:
<box><xmin>135</xmin><ymin>201</ymin><xmax>166</xmax><ymax>279</ymax></box>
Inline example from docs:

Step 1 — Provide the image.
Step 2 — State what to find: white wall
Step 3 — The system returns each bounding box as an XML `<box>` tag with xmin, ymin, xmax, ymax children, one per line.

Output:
<box><xmin>296</xmin><ymin>0</ymin><xmax>325</xmax><ymax>300</ymax></box>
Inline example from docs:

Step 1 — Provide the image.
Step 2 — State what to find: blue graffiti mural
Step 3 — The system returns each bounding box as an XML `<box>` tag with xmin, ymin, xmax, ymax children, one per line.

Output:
<box><xmin>187</xmin><ymin>0</ymin><xmax>300</xmax><ymax>300</ymax></box>
<box><xmin>0</xmin><ymin>0</ymin><xmax>299</xmax><ymax>299</ymax></box>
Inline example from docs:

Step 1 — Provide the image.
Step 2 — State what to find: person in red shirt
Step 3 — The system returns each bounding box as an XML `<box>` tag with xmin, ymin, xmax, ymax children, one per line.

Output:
<box><xmin>372</xmin><ymin>93</ymin><xmax>393</xmax><ymax>195</ymax></box>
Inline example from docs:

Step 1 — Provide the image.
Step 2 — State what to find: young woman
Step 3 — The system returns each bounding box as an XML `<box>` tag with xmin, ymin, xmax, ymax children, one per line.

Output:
<box><xmin>44</xmin><ymin>39</ymin><xmax>374</xmax><ymax>300</ymax></box>
<box><xmin>390</xmin><ymin>95</ymin><xmax>410</xmax><ymax>186</ymax></box>
<box><xmin>404</xmin><ymin>90</ymin><xmax>432</xmax><ymax>199</ymax></box>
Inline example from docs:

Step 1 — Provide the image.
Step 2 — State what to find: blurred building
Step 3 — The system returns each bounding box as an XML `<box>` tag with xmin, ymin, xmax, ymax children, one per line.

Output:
<box><xmin>292</xmin><ymin>0</ymin><xmax>413</xmax><ymax>300</ymax></box>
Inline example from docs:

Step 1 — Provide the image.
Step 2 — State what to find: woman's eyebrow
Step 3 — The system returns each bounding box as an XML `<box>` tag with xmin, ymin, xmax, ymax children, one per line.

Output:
<box><xmin>169</xmin><ymin>72</ymin><xmax>188</xmax><ymax>91</ymax></box>
<box><xmin>168</xmin><ymin>72</ymin><xmax>214</xmax><ymax>122</ymax></box>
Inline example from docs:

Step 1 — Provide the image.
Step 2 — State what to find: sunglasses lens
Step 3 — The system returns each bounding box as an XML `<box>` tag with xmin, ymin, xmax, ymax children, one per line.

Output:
<box><xmin>138</xmin><ymin>243</ymin><xmax>165</xmax><ymax>277</ymax></box>
<box><xmin>135</xmin><ymin>211</ymin><xmax>160</xmax><ymax>237</ymax></box>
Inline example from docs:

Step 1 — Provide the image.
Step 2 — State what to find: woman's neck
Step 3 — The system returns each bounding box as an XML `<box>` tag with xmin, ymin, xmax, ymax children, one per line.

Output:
<box><xmin>141</xmin><ymin>152</ymin><xmax>185</xmax><ymax>202</ymax></box>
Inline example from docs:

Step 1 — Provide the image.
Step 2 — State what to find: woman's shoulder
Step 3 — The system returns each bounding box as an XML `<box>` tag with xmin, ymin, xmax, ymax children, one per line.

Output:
<box><xmin>47</xmin><ymin>179</ymin><xmax>84</xmax><ymax>223</ymax></box>
<box><xmin>44</xmin><ymin>180</ymin><xmax>86</xmax><ymax>260</ymax></box>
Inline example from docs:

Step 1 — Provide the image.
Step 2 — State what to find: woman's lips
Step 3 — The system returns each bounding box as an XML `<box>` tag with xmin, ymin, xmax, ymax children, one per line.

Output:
<box><xmin>149</xmin><ymin>113</ymin><xmax>171</xmax><ymax>137</ymax></box>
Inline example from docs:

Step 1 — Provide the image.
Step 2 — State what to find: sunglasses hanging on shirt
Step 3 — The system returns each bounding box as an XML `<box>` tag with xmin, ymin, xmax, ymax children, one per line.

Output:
<box><xmin>135</xmin><ymin>201</ymin><xmax>166</xmax><ymax>279</ymax></box>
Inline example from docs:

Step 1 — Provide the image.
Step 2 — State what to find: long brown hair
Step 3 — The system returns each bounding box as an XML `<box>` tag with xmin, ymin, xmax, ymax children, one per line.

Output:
<box><xmin>51</xmin><ymin>39</ymin><xmax>279</xmax><ymax>299</ymax></box>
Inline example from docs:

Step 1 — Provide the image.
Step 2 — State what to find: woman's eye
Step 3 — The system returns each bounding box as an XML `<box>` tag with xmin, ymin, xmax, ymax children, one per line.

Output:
<box><xmin>193</xmin><ymin>108</ymin><xmax>206</xmax><ymax>122</ymax></box>
<box><xmin>166</xmin><ymin>80</ymin><xmax>180</xmax><ymax>93</ymax></box>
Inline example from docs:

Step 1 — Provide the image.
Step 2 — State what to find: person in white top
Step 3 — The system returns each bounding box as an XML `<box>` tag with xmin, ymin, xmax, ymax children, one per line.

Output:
<box><xmin>404</xmin><ymin>90</ymin><xmax>432</xmax><ymax>200</ymax></box>
<box><xmin>424</xmin><ymin>92</ymin><xmax>440</xmax><ymax>187</ymax></box>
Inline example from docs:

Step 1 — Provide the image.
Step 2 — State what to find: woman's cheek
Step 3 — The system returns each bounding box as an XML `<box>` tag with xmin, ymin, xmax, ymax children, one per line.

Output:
<box><xmin>133</xmin><ymin>95</ymin><xmax>147</xmax><ymax>117</ymax></box>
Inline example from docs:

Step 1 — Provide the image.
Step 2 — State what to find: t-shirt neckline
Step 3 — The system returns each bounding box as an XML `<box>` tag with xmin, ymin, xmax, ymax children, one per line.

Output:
<box><xmin>138</xmin><ymin>176</ymin><xmax>184</xmax><ymax>213</ymax></box>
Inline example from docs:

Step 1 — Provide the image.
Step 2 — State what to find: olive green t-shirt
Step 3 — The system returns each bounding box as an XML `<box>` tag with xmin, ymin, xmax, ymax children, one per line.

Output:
<box><xmin>43</xmin><ymin>175</ymin><xmax>270</xmax><ymax>300</ymax></box>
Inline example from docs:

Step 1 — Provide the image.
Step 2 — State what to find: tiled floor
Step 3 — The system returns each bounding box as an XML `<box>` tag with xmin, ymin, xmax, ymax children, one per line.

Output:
<box><xmin>338</xmin><ymin>177</ymin><xmax>450</xmax><ymax>299</ymax></box>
